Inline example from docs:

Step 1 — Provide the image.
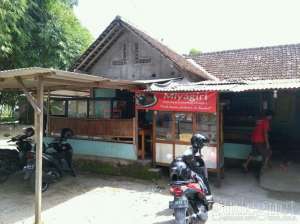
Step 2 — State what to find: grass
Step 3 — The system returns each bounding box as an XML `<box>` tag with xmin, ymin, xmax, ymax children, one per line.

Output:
<box><xmin>74</xmin><ymin>159</ymin><xmax>161</xmax><ymax>180</ymax></box>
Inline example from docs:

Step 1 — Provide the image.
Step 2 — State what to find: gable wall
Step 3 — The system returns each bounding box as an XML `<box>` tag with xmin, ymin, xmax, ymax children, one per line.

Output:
<box><xmin>88</xmin><ymin>30</ymin><xmax>183</xmax><ymax>80</ymax></box>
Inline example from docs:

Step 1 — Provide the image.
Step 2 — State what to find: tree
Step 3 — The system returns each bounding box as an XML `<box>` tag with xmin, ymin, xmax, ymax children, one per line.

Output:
<box><xmin>0</xmin><ymin>0</ymin><xmax>93</xmax><ymax>119</ymax></box>
<box><xmin>0</xmin><ymin>0</ymin><xmax>28</xmax><ymax>59</ymax></box>
<box><xmin>189</xmin><ymin>48</ymin><xmax>202</xmax><ymax>56</ymax></box>
<box><xmin>0</xmin><ymin>0</ymin><xmax>92</xmax><ymax>70</ymax></box>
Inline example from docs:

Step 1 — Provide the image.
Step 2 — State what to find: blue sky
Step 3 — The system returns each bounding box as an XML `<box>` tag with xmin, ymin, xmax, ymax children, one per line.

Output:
<box><xmin>74</xmin><ymin>0</ymin><xmax>300</xmax><ymax>54</ymax></box>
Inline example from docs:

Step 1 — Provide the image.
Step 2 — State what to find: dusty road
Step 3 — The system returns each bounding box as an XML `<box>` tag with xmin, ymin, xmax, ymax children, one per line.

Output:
<box><xmin>0</xmin><ymin>169</ymin><xmax>300</xmax><ymax>224</ymax></box>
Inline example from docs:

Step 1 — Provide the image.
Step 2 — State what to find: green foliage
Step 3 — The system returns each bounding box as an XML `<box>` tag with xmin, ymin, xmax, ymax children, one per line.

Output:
<box><xmin>75</xmin><ymin>159</ymin><xmax>161</xmax><ymax>180</ymax></box>
<box><xmin>189</xmin><ymin>48</ymin><xmax>202</xmax><ymax>56</ymax></box>
<box><xmin>0</xmin><ymin>0</ymin><xmax>28</xmax><ymax>57</ymax></box>
<box><xmin>0</xmin><ymin>91</ymin><xmax>22</xmax><ymax>118</ymax></box>
<box><xmin>0</xmin><ymin>0</ymin><xmax>92</xmax><ymax>117</ymax></box>
<box><xmin>0</xmin><ymin>0</ymin><xmax>93</xmax><ymax>70</ymax></box>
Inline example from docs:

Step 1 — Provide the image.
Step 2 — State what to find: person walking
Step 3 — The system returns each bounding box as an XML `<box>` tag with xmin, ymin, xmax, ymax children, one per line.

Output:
<box><xmin>243</xmin><ymin>110</ymin><xmax>273</xmax><ymax>172</ymax></box>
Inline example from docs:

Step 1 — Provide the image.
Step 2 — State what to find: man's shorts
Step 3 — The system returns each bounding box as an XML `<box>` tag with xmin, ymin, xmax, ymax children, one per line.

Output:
<box><xmin>250</xmin><ymin>143</ymin><xmax>271</xmax><ymax>158</ymax></box>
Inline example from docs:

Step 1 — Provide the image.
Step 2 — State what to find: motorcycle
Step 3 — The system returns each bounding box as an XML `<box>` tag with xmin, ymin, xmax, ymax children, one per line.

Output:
<box><xmin>169</xmin><ymin>179</ymin><xmax>209</xmax><ymax>224</ymax></box>
<box><xmin>24</xmin><ymin>128</ymin><xmax>76</xmax><ymax>192</ymax></box>
<box><xmin>169</xmin><ymin>133</ymin><xmax>213</xmax><ymax>224</ymax></box>
<box><xmin>0</xmin><ymin>128</ymin><xmax>34</xmax><ymax>183</ymax></box>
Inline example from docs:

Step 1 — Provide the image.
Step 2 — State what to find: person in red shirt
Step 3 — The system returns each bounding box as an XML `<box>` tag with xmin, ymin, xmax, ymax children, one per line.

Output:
<box><xmin>243</xmin><ymin>110</ymin><xmax>273</xmax><ymax>172</ymax></box>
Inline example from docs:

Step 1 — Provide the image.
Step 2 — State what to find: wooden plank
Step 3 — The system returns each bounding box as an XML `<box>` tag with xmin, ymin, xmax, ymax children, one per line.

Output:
<box><xmin>152</xmin><ymin>111</ymin><xmax>157</xmax><ymax>165</ymax></box>
<box><xmin>49</xmin><ymin>117</ymin><xmax>134</xmax><ymax>138</ymax></box>
<box><xmin>85</xmin><ymin>28</ymin><xmax>125</xmax><ymax>70</ymax></box>
<box><xmin>15</xmin><ymin>77</ymin><xmax>42</xmax><ymax>114</ymax></box>
<box><xmin>76</xmin><ymin>24</ymin><xmax>122</xmax><ymax>69</ymax></box>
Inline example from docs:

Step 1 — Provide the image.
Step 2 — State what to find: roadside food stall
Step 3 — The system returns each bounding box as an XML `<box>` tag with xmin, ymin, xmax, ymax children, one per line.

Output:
<box><xmin>0</xmin><ymin>67</ymin><xmax>115</xmax><ymax>224</ymax></box>
<box><xmin>136</xmin><ymin>90</ymin><xmax>224</xmax><ymax>184</ymax></box>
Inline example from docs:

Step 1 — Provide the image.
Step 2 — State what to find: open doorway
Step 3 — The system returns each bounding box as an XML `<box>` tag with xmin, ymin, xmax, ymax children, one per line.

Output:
<box><xmin>222</xmin><ymin>90</ymin><xmax>300</xmax><ymax>169</ymax></box>
<box><xmin>137</xmin><ymin>110</ymin><xmax>153</xmax><ymax>160</ymax></box>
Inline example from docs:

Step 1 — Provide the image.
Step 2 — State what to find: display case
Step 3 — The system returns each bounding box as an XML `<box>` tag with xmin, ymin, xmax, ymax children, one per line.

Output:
<box><xmin>154</xmin><ymin>112</ymin><xmax>221</xmax><ymax>170</ymax></box>
<box><xmin>136</xmin><ymin>91</ymin><xmax>223</xmax><ymax>185</ymax></box>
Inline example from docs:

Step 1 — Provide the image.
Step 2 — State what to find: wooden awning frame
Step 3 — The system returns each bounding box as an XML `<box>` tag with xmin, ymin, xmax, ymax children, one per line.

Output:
<box><xmin>0</xmin><ymin>67</ymin><xmax>141</xmax><ymax>224</ymax></box>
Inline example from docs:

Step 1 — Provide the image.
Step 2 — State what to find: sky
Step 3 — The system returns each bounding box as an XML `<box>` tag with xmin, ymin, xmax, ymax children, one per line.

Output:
<box><xmin>74</xmin><ymin>0</ymin><xmax>300</xmax><ymax>54</ymax></box>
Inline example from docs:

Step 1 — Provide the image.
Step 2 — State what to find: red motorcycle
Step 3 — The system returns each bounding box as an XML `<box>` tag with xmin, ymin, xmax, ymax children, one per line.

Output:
<box><xmin>169</xmin><ymin>158</ymin><xmax>212</xmax><ymax>224</ymax></box>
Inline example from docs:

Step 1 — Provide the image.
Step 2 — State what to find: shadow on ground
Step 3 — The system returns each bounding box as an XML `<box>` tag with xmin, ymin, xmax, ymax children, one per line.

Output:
<box><xmin>0</xmin><ymin>167</ymin><xmax>299</xmax><ymax>224</ymax></box>
<box><xmin>0</xmin><ymin>171</ymin><xmax>165</xmax><ymax>224</ymax></box>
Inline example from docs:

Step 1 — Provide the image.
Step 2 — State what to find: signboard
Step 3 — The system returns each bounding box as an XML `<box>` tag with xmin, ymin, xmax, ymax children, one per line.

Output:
<box><xmin>136</xmin><ymin>91</ymin><xmax>217</xmax><ymax>113</ymax></box>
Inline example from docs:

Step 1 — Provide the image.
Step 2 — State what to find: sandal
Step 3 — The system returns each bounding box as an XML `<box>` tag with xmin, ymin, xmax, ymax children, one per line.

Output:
<box><xmin>242</xmin><ymin>163</ymin><xmax>248</xmax><ymax>173</ymax></box>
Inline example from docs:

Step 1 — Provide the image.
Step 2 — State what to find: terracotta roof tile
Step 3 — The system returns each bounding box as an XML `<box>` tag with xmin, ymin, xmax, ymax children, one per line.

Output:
<box><xmin>187</xmin><ymin>44</ymin><xmax>300</xmax><ymax>80</ymax></box>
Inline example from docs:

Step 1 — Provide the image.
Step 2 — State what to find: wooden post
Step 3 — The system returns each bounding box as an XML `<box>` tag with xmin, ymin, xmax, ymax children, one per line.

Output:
<box><xmin>46</xmin><ymin>91</ymin><xmax>50</xmax><ymax>136</ymax></box>
<box><xmin>216</xmin><ymin>93</ymin><xmax>222</xmax><ymax>187</ymax></box>
<box><xmin>135</xmin><ymin>107</ymin><xmax>139</xmax><ymax>159</ymax></box>
<box><xmin>152</xmin><ymin>111</ymin><xmax>157</xmax><ymax>166</ymax></box>
<box><xmin>35</xmin><ymin>76</ymin><xmax>44</xmax><ymax>224</ymax></box>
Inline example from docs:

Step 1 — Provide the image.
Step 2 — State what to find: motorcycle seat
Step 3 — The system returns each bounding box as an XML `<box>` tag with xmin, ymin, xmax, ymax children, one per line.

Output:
<box><xmin>0</xmin><ymin>149</ymin><xmax>19</xmax><ymax>160</ymax></box>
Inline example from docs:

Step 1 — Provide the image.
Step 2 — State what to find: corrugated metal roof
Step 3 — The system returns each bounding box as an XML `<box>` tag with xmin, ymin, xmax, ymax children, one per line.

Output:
<box><xmin>0</xmin><ymin>67</ymin><xmax>140</xmax><ymax>91</ymax></box>
<box><xmin>148</xmin><ymin>79</ymin><xmax>300</xmax><ymax>92</ymax></box>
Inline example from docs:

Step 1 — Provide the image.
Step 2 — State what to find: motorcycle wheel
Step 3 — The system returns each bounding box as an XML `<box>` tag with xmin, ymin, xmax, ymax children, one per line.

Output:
<box><xmin>0</xmin><ymin>160</ymin><xmax>9</xmax><ymax>184</ymax></box>
<box><xmin>174</xmin><ymin>206</ymin><xmax>199</xmax><ymax>224</ymax></box>
<box><xmin>29</xmin><ymin>173</ymin><xmax>49</xmax><ymax>193</ymax></box>
<box><xmin>174</xmin><ymin>208</ymin><xmax>188</xmax><ymax>224</ymax></box>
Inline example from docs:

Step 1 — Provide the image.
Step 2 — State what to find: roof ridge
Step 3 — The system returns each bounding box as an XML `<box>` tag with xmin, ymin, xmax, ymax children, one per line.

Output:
<box><xmin>118</xmin><ymin>17</ymin><xmax>217</xmax><ymax>80</ymax></box>
<box><xmin>186</xmin><ymin>43</ymin><xmax>300</xmax><ymax>57</ymax></box>
<box><xmin>71</xmin><ymin>16</ymin><xmax>218</xmax><ymax>81</ymax></box>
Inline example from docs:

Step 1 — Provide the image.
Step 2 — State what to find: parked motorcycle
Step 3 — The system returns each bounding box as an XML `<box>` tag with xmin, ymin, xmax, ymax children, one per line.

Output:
<box><xmin>24</xmin><ymin>128</ymin><xmax>76</xmax><ymax>192</ymax></box>
<box><xmin>169</xmin><ymin>134</ymin><xmax>213</xmax><ymax>224</ymax></box>
<box><xmin>0</xmin><ymin>128</ymin><xmax>34</xmax><ymax>183</ymax></box>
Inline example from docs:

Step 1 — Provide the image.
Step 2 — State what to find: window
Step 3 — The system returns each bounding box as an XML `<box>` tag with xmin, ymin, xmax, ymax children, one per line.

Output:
<box><xmin>156</xmin><ymin>112</ymin><xmax>173</xmax><ymax>140</ymax></box>
<box><xmin>196</xmin><ymin>113</ymin><xmax>217</xmax><ymax>144</ymax></box>
<box><xmin>175</xmin><ymin>113</ymin><xmax>193</xmax><ymax>142</ymax></box>
<box><xmin>89</xmin><ymin>100</ymin><xmax>111</xmax><ymax>119</ymax></box>
<box><xmin>112</xmin><ymin>100</ymin><xmax>129</xmax><ymax>118</ymax></box>
<box><xmin>223</xmin><ymin>93</ymin><xmax>261</xmax><ymax>116</ymax></box>
<box><xmin>68</xmin><ymin>100</ymin><xmax>87</xmax><ymax>118</ymax></box>
<box><xmin>50</xmin><ymin>100</ymin><xmax>66</xmax><ymax>116</ymax></box>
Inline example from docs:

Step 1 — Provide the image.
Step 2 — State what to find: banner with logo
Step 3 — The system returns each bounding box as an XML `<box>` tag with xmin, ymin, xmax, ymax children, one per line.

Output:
<box><xmin>136</xmin><ymin>91</ymin><xmax>217</xmax><ymax>113</ymax></box>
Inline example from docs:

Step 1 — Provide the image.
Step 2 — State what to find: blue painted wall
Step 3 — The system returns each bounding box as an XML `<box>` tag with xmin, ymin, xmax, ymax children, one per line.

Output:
<box><xmin>44</xmin><ymin>137</ymin><xmax>137</xmax><ymax>160</ymax></box>
<box><xmin>224</xmin><ymin>143</ymin><xmax>262</xmax><ymax>161</ymax></box>
<box><xmin>94</xmin><ymin>88</ymin><xmax>116</xmax><ymax>98</ymax></box>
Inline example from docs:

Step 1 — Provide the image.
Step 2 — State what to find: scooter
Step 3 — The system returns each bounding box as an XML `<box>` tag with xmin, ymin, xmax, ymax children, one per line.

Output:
<box><xmin>0</xmin><ymin>128</ymin><xmax>34</xmax><ymax>183</ymax></box>
<box><xmin>169</xmin><ymin>179</ymin><xmax>209</xmax><ymax>224</ymax></box>
<box><xmin>169</xmin><ymin>133</ymin><xmax>213</xmax><ymax>224</ymax></box>
<box><xmin>169</xmin><ymin>158</ymin><xmax>212</xmax><ymax>224</ymax></box>
<box><xmin>23</xmin><ymin>128</ymin><xmax>75</xmax><ymax>192</ymax></box>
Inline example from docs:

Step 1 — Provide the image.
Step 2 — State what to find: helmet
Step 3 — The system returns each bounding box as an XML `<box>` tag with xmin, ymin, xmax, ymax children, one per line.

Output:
<box><xmin>169</xmin><ymin>157</ymin><xmax>191</xmax><ymax>181</ymax></box>
<box><xmin>60</xmin><ymin>128</ymin><xmax>74</xmax><ymax>139</ymax></box>
<box><xmin>191</xmin><ymin>133</ymin><xmax>208</xmax><ymax>154</ymax></box>
<box><xmin>23</xmin><ymin>127</ymin><xmax>34</xmax><ymax>137</ymax></box>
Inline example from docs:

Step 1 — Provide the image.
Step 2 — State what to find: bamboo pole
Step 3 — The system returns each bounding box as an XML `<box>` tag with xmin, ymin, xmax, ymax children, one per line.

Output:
<box><xmin>46</xmin><ymin>91</ymin><xmax>50</xmax><ymax>136</ymax></box>
<box><xmin>35</xmin><ymin>76</ymin><xmax>44</xmax><ymax>224</ymax></box>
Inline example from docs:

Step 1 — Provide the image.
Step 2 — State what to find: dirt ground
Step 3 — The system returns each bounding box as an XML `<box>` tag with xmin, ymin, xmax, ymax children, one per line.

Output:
<box><xmin>0</xmin><ymin>126</ymin><xmax>299</xmax><ymax>223</ymax></box>
<box><xmin>0</xmin><ymin>169</ymin><xmax>300</xmax><ymax>224</ymax></box>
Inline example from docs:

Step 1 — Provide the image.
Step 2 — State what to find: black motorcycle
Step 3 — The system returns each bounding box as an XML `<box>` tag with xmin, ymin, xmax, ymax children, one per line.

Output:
<box><xmin>169</xmin><ymin>134</ymin><xmax>213</xmax><ymax>224</ymax></box>
<box><xmin>169</xmin><ymin>158</ymin><xmax>211</xmax><ymax>224</ymax></box>
<box><xmin>0</xmin><ymin>128</ymin><xmax>35</xmax><ymax>183</ymax></box>
<box><xmin>24</xmin><ymin>128</ymin><xmax>76</xmax><ymax>192</ymax></box>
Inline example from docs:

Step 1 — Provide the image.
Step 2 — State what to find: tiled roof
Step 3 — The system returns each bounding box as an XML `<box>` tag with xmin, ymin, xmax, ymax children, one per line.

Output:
<box><xmin>71</xmin><ymin>16</ymin><xmax>216</xmax><ymax>81</ymax></box>
<box><xmin>148</xmin><ymin>79</ymin><xmax>300</xmax><ymax>92</ymax></box>
<box><xmin>187</xmin><ymin>44</ymin><xmax>300</xmax><ymax>80</ymax></box>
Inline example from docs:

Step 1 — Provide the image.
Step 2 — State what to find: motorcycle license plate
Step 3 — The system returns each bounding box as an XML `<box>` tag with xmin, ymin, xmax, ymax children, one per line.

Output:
<box><xmin>169</xmin><ymin>199</ymin><xmax>188</xmax><ymax>209</ymax></box>
<box><xmin>24</xmin><ymin>164</ymin><xmax>34</xmax><ymax>170</ymax></box>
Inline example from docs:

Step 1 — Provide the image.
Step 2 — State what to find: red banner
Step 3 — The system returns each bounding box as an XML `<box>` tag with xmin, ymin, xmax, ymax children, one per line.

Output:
<box><xmin>136</xmin><ymin>91</ymin><xmax>217</xmax><ymax>113</ymax></box>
